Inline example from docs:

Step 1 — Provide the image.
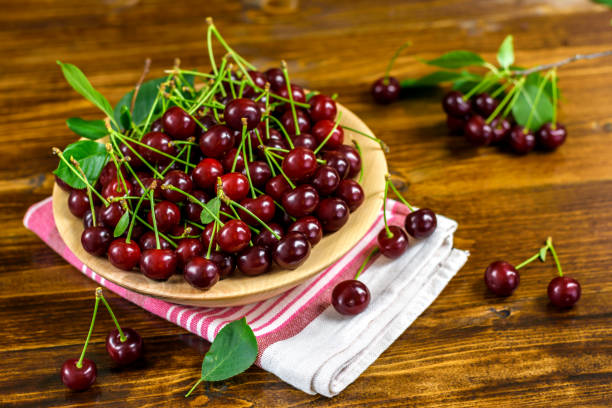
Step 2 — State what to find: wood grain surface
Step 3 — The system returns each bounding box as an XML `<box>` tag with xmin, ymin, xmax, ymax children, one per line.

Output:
<box><xmin>1</xmin><ymin>0</ymin><xmax>611</xmax><ymax>406</ymax></box>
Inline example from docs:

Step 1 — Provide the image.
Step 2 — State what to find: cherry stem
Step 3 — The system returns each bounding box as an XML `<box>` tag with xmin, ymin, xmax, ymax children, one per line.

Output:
<box><xmin>355</xmin><ymin>247</ymin><xmax>380</xmax><ymax>280</ymax></box>
<box><xmin>342</xmin><ymin>125</ymin><xmax>388</xmax><ymax>152</ymax></box>
<box><xmin>281</xmin><ymin>60</ymin><xmax>300</xmax><ymax>137</ymax></box>
<box><xmin>70</xmin><ymin>157</ymin><xmax>97</xmax><ymax>226</ymax></box>
<box><xmin>185</xmin><ymin>378</ymin><xmax>203</xmax><ymax>398</ymax></box>
<box><xmin>551</xmin><ymin>69</ymin><xmax>558</xmax><ymax>127</ymax></box>
<box><xmin>98</xmin><ymin>290</ymin><xmax>126</xmax><ymax>342</ymax></box>
<box><xmin>189</xmin><ymin>59</ymin><xmax>228</xmax><ymax>115</ymax></box>
<box><xmin>76</xmin><ymin>289</ymin><xmax>101</xmax><ymax>369</ymax></box>
<box><xmin>164</xmin><ymin>185</ymin><xmax>224</xmax><ymax>225</ymax></box>
<box><xmin>52</xmin><ymin>148</ymin><xmax>108</xmax><ymax>206</ymax></box>
<box><xmin>501</xmin><ymin>78</ymin><xmax>525</xmax><ymax>119</ymax></box>
<box><xmin>206</xmin><ymin>221</ymin><xmax>217</xmax><ymax>259</ymax></box>
<box><xmin>110</xmin><ymin>132</ymin><xmax>165</xmax><ymax>177</ymax></box>
<box><xmin>384</xmin><ymin>40</ymin><xmax>411</xmax><ymax>82</ymax></box>
<box><xmin>265</xmin><ymin>149</ymin><xmax>296</xmax><ymax>189</ymax></box>
<box><xmin>515</xmin><ymin>252</ymin><xmax>540</xmax><ymax>270</ymax></box>
<box><xmin>512</xmin><ymin>49</ymin><xmax>612</xmax><ymax>76</ymax></box>
<box><xmin>382</xmin><ymin>180</ymin><xmax>392</xmax><ymax>238</ymax></box>
<box><xmin>206</xmin><ymin>22</ymin><xmax>217</xmax><ymax>75</ymax></box>
<box><xmin>464</xmin><ymin>72</ymin><xmax>499</xmax><ymax>100</ymax></box>
<box><xmin>546</xmin><ymin>236</ymin><xmax>563</xmax><ymax>277</ymax></box>
<box><xmin>264</xmin><ymin>115</ymin><xmax>294</xmax><ymax>149</ymax></box>
<box><xmin>352</xmin><ymin>140</ymin><xmax>364</xmax><ymax>183</ymax></box>
<box><xmin>229</xmin><ymin>199</ymin><xmax>281</xmax><ymax>239</ymax></box>
<box><xmin>314</xmin><ymin>111</ymin><xmax>343</xmax><ymax>154</ymax></box>
<box><xmin>485</xmin><ymin>81</ymin><xmax>521</xmax><ymax>124</ymax></box>
<box><xmin>385</xmin><ymin>175</ymin><xmax>415</xmax><ymax>211</ymax></box>
<box><xmin>109</xmin><ymin>136</ymin><xmax>146</xmax><ymax>191</ymax></box>
<box><xmin>107</xmin><ymin>144</ymin><xmax>130</xmax><ymax>200</ymax></box>
<box><xmin>125</xmin><ymin>187</ymin><xmax>149</xmax><ymax>243</ymax></box>
<box><xmin>148</xmin><ymin>188</ymin><xmax>161</xmax><ymax>249</ymax></box>
<box><xmin>114</xmin><ymin>131</ymin><xmax>195</xmax><ymax>168</ymax></box>
<box><xmin>524</xmin><ymin>70</ymin><xmax>551</xmax><ymax>132</ymax></box>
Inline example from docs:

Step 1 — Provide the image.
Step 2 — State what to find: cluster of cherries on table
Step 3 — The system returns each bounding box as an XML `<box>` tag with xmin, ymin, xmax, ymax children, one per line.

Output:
<box><xmin>60</xmin><ymin>67</ymin><xmax>369</xmax><ymax>292</ymax></box>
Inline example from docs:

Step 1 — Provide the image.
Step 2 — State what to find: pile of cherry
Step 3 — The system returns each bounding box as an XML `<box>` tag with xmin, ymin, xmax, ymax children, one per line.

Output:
<box><xmin>59</xmin><ymin>68</ymin><xmax>368</xmax><ymax>291</ymax></box>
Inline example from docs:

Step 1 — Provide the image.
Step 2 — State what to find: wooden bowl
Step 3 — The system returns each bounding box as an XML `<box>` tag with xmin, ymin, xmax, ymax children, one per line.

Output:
<box><xmin>52</xmin><ymin>102</ymin><xmax>387</xmax><ymax>307</ymax></box>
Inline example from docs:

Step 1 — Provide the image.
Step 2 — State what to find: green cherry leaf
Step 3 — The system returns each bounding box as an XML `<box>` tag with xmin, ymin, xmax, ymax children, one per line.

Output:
<box><xmin>201</xmin><ymin>318</ymin><xmax>257</xmax><ymax>381</ymax></box>
<box><xmin>539</xmin><ymin>246</ymin><xmax>548</xmax><ymax>262</ymax></box>
<box><xmin>53</xmin><ymin>140</ymin><xmax>109</xmax><ymax>189</ymax></box>
<box><xmin>113</xmin><ymin>77</ymin><xmax>165</xmax><ymax>129</ymax></box>
<box><xmin>497</xmin><ymin>35</ymin><xmax>515</xmax><ymax>69</ymax></box>
<box><xmin>113</xmin><ymin>211</ymin><xmax>130</xmax><ymax>238</ymax></box>
<box><xmin>592</xmin><ymin>0</ymin><xmax>612</xmax><ymax>7</ymax></box>
<box><xmin>512</xmin><ymin>74</ymin><xmax>554</xmax><ymax>131</ymax></box>
<box><xmin>199</xmin><ymin>197</ymin><xmax>221</xmax><ymax>224</ymax></box>
<box><xmin>424</xmin><ymin>50</ymin><xmax>485</xmax><ymax>69</ymax></box>
<box><xmin>119</xmin><ymin>105</ymin><xmax>133</xmax><ymax>131</ymax></box>
<box><xmin>57</xmin><ymin>61</ymin><xmax>114</xmax><ymax>118</ymax></box>
<box><xmin>66</xmin><ymin>118</ymin><xmax>108</xmax><ymax>140</ymax></box>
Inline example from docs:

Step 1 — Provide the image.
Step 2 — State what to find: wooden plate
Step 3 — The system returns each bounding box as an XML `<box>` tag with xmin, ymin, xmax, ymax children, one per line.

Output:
<box><xmin>52</xmin><ymin>103</ymin><xmax>387</xmax><ymax>307</ymax></box>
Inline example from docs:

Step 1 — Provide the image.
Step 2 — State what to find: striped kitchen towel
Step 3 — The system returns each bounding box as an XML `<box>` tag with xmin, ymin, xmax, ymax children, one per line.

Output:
<box><xmin>24</xmin><ymin>197</ymin><xmax>468</xmax><ymax>397</ymax></box>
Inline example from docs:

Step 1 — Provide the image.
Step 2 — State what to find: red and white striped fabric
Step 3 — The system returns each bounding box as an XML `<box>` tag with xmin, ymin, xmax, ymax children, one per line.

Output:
<box><xmin>24</xmin><ymin>197</ymin><xmax>468</xmax><ymax>396</ymax></box>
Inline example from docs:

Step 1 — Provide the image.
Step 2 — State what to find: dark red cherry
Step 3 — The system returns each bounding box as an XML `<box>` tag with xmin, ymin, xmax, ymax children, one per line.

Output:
<box><xmin>118</xmin><ymin>139</ymin><xmax>144</xmax><ymax>168</ymax></box>
<box><xmin>282</xmin><ymin>185</ymin><xmax>320</xmax><ymax>218</ymax></box>
<box><xmin>254</xmin><ymin>223</ymin><xmax>284</xmax><ymax>250</ymax></box>
<box><xmin>175</xmin><ymin>238</ymin><xmax>203</xmax><ymax>270</ymax></box>
<box><xmin>472</xmin><ymin>93</ymin><xmax>499</xmax><ymax>117</ymax></box>
<box><xmin>185</xmin><ymin>190</ymin><xmax>209</xmax><ymax>223</ymax></box>
<box><xmin>312</xmin><ymin>120</ymin><xmax>344</xmax><ymax>150</ymax></box>
<box><xmin>490</xmin><ymin>117</ymin><xmax>512</xmax><ymax>144</ymax></box>
<box><xmin>265</xmin><ymin>175</ymin><xmax>292</xmax><ymax>201</ymax></box>
<box><xmin>81</xmin><ymin>226</ymin><xmax>112</xmax><ymax>256</ymax></box>
<box><xmin>60</xmin><ymin>358</ymin><xmax>97</xmax><ymax>391</ymax></box>
<box><xmin>99</xmin><ymin>161</ymin><xmax>126</xmax><ymax>187</ymax></box>
<box><xmin>324</xmin><ymin>151</ymin><xmax>350</xmax><ymax>179</ymax></box>
<box><xmin>509</xmin><ymin>126</ymin><xmax>536</xmax><ymax>154</ymax></box>
<box><xmin>184</xmin><ymin>256</ymin><xmax>220</xmax><ymax>289</ymax></box>
<box><xmin>336</xmin><ymin>179</ymin><xmax>364</xmax><ymax>212</ymax></box>
<box><xmin>280</xmin><ymin>109</ymin><xmax>311</xmax><ymax>135</ymax></box>
<box><xmin>55</xmin><ymin>174</ymin><xmax>73</xmax><ymax>192</ymax></box>
<box><xmin>265</xmin><ymin>67</ymin><xmax>286</xmax><ymax>91</ymax></box>
<box><xmin>108</xmin><ymin>238</ymin><xmax>141</xmax><ymax>270</ymax></box>
<box><xmin>288</xmin><ymin>216</ymin><xmax>323</xmax><ymax>246</ymax></box>
<box><xmin>217</xmin><ymin>220</ymin><xmax>251</xmax><ymax>253</ymax></box>
<box><xmin>292</xmin><ymin>132</ymin><xmax>317</xmax><ymax>150</ymax></box>
<box><xmin>68</xmin><ymin>189</ymin><xmax>90</xmax><ymax>218</ymax></box>
<box><xmin>157</xmin><ymin>160</ymin><xmax>180</xmax><ymax>174</ymax></box>
<box><xmin>150</xmin><ymin>118</ymin><xmax>164</xmax><ymax>133</ymax></box>
<box><xmin>147</xmin><ymin>201</ymin><xmax>181</xmax><ymax>233</ymax></box>
<box><xmin>242</xmin><ymin>70</ymin><xmax>267</xmax><ymax>98</ymax></box>
<box><xmin>312</xmin><ymin>165</ymin><xmax>340</xmax><ymax>195</ymax></box>
<box><xmin>273</xmin><ymin>231</ymin><xmax>311</xmax><ymax>269</ymax></box>
<box><xmin>371</xmin><ymin>77</ymin><xmax>400</xmax><ymax>104</ymax></box>
<box><xmin>282</xmin><ymin>147</ymin><xmax>318</xmax><ymax>182</ymax></box>
<box><xmin>537</xmin><ymin>122</ymin><xmax>567</xmax><ymax>151</ymax></box>
<box><xmin>442</xmin><ymin>91</ymin><xmax>471</xmax><ymax>117</ymax></box>
<box><xmin>192</xmin><ymin>158</ymin><xmax>224</xmax><ymax>191</ymax></box>
<box><xmin>106</xmin><ymin>328</ymin><xmax>143</xmax><ymax>365</ymax></box>
<box><xmin>377</xmin><ymin>226</ymin><xmax>409</xmax><ymax>259</ymax></box>
<box><xmin>484</xmin><ymin>261</ymin><xmax>519</xmax><ymax>296</ymax></box>
<box><xmin>200</xmin><ymin>125</ymin><xmax>234</xmax><ymax>158</ymax></box>
<box><xmin>220</xmin><ymin>147</ymin><xmax>245</xmax><ymax>172</ymax></box>
<box><xmin>140</xmin><ymin>132</ymin><xmax>176</xmax><ymax>165</ymax></box>
<box><xmin>83</xmin><ymin>207</ymin><xmax>103</xmax><ymax>229</ymax></box>
<box><xmin>162</xmin><ymin>170</ymin><xmax>193</xmax><ymax>202</ymax></box>
<box><xmin>237</xmin><ymin>245</ymin><xmax>271</xmax><ymax>276</ymax></box>
<box><xmin>224</xmin><ymin>98</ymin><xmax>261</xmax><ymax>131</ymax></box>
<box><xmin>337</xmin><ymin>145</ymin><xmax>361</xmax><ymax>179</ymax></box>
<box><xmin>209</xmin><ymin>251</ymin><xmax>236</xmax><ymax>278</ymax></box>
<box><xmin>239</xmin><ymin>195</ymin><xmax>276</xmax><ymax>226</ymax></box>
<box><xmin>446</xmin><ymin>114</ymin><xmax>469</xmax><ymax>135</ymax></box>
<box><xmin>140</xmin><ymin>248</ymin><xmax>177</xmax><ymax>280</ymax></box>
<box><xmin>332</xmin><ymin>280</ymin><xmax>370</xmax><ymax>315</ymax></box>
<box><xmin>102</xmin><ymin>178</ymin><xmax>133</xmax><ymax>200</ymax></box>
<box><xmin>134</xmin><ymin>176</ymin><xmax>162</xmax><ymax>199</ymax></box>
<box><xmin>548</xmin><ymin>276</ymin><xmax>581</xmax><ymax>308</ymax></box>
<box><xmin>309</xmin><ymin>94</ymin><xmax>337</xmax><ymax>122</ymax></box>
<box><xmin>316</xmin><ymin>197</ymin><xmax>349</xmax><ymax>232</ymax></box>
<box><xmin>139</xmin><ymin>231</ymin><xmax>171</xmax><ymax>251</ymax></box>
<box><xmin>246</xmin><ymin>161</ymin><xmax>272</xmax><ymax>188</ymax></box>
<box><xmin>405</xmin><ymin>208</ymin><xmax>437</xmax><ymax>239</ymax></box>
<box><xmin>277</xmin><ymin>84</ymin><xmax>307</xmax><ymax>107</ymax></box>
<box><xmin>218</xmin><ymin>172</ymin><xmax>249</xmax><ymax>202</ymax></box>
<box><xmin>100</xmin><ymin>202</ymin><xmax>125</xmax><ymax>228</ymax></box>
<box><xmin>464</xmin><ymin>115</ymin><xmax>493</xmax><ymax>146</ymax></box>
<box><xmin>162</xmin><ymin>106</ymin><xmax>196</xmax><ymax>139</ymax></box>
<box><xmin>200</xmin><ymin>222</ymin><xmax>217</xmax><ymax>251</ymax></box>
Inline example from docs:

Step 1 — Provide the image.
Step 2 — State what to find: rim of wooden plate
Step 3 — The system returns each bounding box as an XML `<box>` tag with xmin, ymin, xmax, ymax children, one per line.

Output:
<box><xmin>52</xmin><ymin>102</ymin><xmax>387</xmax><ymax>307</ymax></box>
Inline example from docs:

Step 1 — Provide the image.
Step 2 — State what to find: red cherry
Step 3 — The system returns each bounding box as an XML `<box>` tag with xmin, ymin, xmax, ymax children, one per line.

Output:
<box><xmin>254</xmin><ymin>223</ymin><xmax>284</xmax><ymax>250</ymax></box>
<box><xmin>237</xmin><ymin>245</ymin><xmax>271</xmax><ymax>276</ymax></box>
<box><xmin>224</xmin><ymin>98</ymin><xmax>261</xmax><ymax>131</ymax></box>
<box><xmin>265</xmin><ymin>175</ymin><xmax>292</xmax><ymax>201</ymax></box>
<box><xmin>200</xmin><ymin>222</ymin><xmax>217</xmax><ymax>251</ymax></box>
<box><xmin>264</xmin><ymin>67</ymin><xmax>286</xmax><ymax>91</ymax></box>
<box><xmin>242</xmin><ymin>70</ymin><xmax>267</xmax><ymax>98</ymax></box>
<box><xmin>209</xmin><ymin>251</ymin><xmax>236</xmax><ymax>279</ymax></box>
<box><xmin>446</xmin><ymin>114</ymin><xmax>469</xmax><ymax>135</ymax></box>
<box><xmin>192</xmin><ymin>158</ymin><xmax>224</xmax><ymax>191</ymax></box>
<box><xmin>371</xmin><ymin>77</ymin><xmax>400</xmax><ymax>104</ymax></box>
<box><xmin>140</xmin><ymin>248</ymin><xmax>177</xmax><ymax>280</ymax></box>
<box><xmin>312</xmin><ymin>165</ymin><xmax>340</xmax><ymax>196</ymax></box>
<box><xmin>548</xmin><ymin>276</ymin><xmax>581</xmax><ymax>308</ymax></box>
<box><xmin>537</xmin><ymin>122</ymin><xmax>567</xmax><ymax>151</ymax></box>
<box><xmin>287</xmin><ymin>216</ymin><xmax>323</xmax><ymax>246</ymax></box>
<box><xmin>280</xmin><ymin>109</ymin><xmax>311</xmax><ymax>135</ymax></box>
<box><xmin>337</xmin><ymin>145</ymin><xmax>361</xmax><ymax>179</ymax></box>
<box><xmin>184</xmin><ymin>256</ymin><xmax>220</xmax><ymax>289</ymax></box>
<box><xmin>292</xmin><ymin>132</ymin><xmax>317</xmax><ymax>150</ymax></box>
<box><xmin>140</xmin><ymin>132</ymin><xmax>177</xmax><ymax>164</ymax></box>
<box><xmin>217</xmin><ymin>220</ymin><xmax>251</xmax><ymax>253</ymax></box>
<box><xmin>162</xmin><ymin>106</ymin><xmax>196</xmax><ymax>139</ymax></box>
<box><xmin>273</xmin><ymin>231</ymin><xmax>311</xmax><ymax>269</ymax></box>
<box><xmin>55</xmin><ymin>174</ymin><xmax>73</xmax><ymax>192</ymax></box>
<box><xmin>335</xmin><ymin>179</ymin><xmax>364</xmax><ymax>212</ymax></box>
<box><xmin>147</xmin><ymin>201</ymin><xmax>181</xmax><ymax>233</ymax></box>
<box><xmin>139</xmin><ymin>231</ymin><xmax>172</xmax><ymax>251</ymax></box>
<box><xmin>312</xmin><ymin>120</ymin><xmax>344</xmax><ymax>150</ymax></box>
<box><xmin>218</xmin><ymin>172</ymin><xmax>250</xmax><ymax>202</ymax></box>
<box><xmin>309</xmin><ymin>94</ymin><xmax>337</xmax><ymax>122</ymax></box>
<box><xmin>105</xmin><ymin>328</ymin><xmax>143</xmax><ymax>365</ymax></box>
<box><xmin>238</xmin><ymin>195</ymin><xmax>276</xmax><ymax>226</ymax></box>
<box><xmin>246</xmin><ymin>161</ymin><xmax>272</xmax><ymax>188</ymax></box>
<box><xmin>185</xmin><ymin>190</ymin><xmax>210</xmax><ymax>223</ymax></box>
<box><xmin>472</xmin><ymin>93</ymin><xmax>499</xmax><ymax>117</ymax></box>
<box><xmin>324</xmin><ymin>151</ymin><xmax>350</xmax><ymax>179</ymax></box>
<box><xmin>162</xmin><ymin>170</ymin><xmax>193</xmax><ymax>202</ymax></box>
<box><xmin>490</xmin><ymin>117</ymin><xmax>512</xmax><ymax>144</ymax></box>
<box><xmin>464</xmin><ymin>115</ymin><xmax>493</xmax><ymax>146</ymax></box>
<box><xmin>509</xmin><ymin>126</ymin><xmax>536</xmax><ymax>155</ymax></box>
<box><xmin>99</xmin><ymin>161</ymin><xmax>126</xmax><ymax>187</ymax></box>
<box><xmin>442</xmin><ymin>91</ymin><xmax>471</xmax><ymax>117</ymax></box>
<box><xmin>377</xmin><ymin>226</ymin><xmax>409</xmax><ymax>259</ymax></box>
<box><xmin>108</xmin><ymin>238</ymin><xmax>141</xmax><ymax>270</ymax></box>
<box><xmin>118</xmin><ymin>139</ymin><xmax>143</xmax><ymax>167</ymax></box>
<box><xmin>315</xmin><ymin>197</ymin><xmax>349</xmax><ymax>232</ymax></box>
<box><xmin>220</xmin><ymin>147</ymin><xmax>245</xmax><ymax>173</ymax></box>
<box><xmin>81</xmin><ymin>226</ymin><xmax>112</xmax><ymax>256</ymax></box>
<box><xmin>60</xmin><ymin>358</ymin><xmax>97</xmax><ymax>391</ymax></box>
<box><xmin>405</xmin><ymin>208</ymin><xmax>437</xmax><ymax>239</ymax></box>
<box><xmin>332</xmin><ymin>280</ymin><xmax>370</xmax><ymax>315</ymax></box>
<box><xmin>68</xmin><ymin>189</ymin><xmax>90</xmax><ymax>218</ymax></box>
<box><xmin>175</xmin><ymin>238</ymin><xmax>203</xmax><ymax>270</ymax></box>
<box><xmin>102</xmin><ymin>179</ymin><xmax>133</xmax><ymax>200</ymax></box>
<box><xmin>199</xmin><ymin>125</ymin><xmax>234</xmax><ymax>158</ymax></box>
<box><xmin>282</xmin><ymin>185</ymin><xmax>320</xmax><ymax>218</ymax></box>
<box><xmin>484</xmin><ymin>261</ymin><xmax>519</xmax><ymax>296</ymax></box>
<box><xmin>282</xmin><ymin>147</ymin><xmax>318</xmax><ymax>182</ymax></box>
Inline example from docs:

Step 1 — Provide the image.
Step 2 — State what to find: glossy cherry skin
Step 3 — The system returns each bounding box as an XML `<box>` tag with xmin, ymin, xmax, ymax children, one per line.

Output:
<box><xmin>60</xmin><ymin>358</ymin><xmax>97</xmax><ymax>391</ymax></box>
<box><xmin>338</xmin><ymin>145</ymin><xmax>361</xmax><ymax>179</ymax></box>
<box><xmin>265</xmin><ymin>67</ymin><xmax>286</xmax><ymax>91</ymax></box>
<box><xmin>218</xmin><ymin>172</ymin><xmax>249</xmax><ymax>202</ymax></box>
<box><xmin>140</xmin><ymin>132</ymin><xmax>176</xmax><ymax>165</ymax></box>
<box><xmin>254</xmin><ymin>222</ymin><xmax>284</xmax><ymax>250</ymax></box>
<box><xmin>118</xmin><ymin>139</ymin><xmax>144</xmax><ymax>168</ymax></box>
<box><xmin>377</xmin><ymin>226</ymin><xmax>409</xmax><ymax>259</ymax></box>
<box><xmin>81</xmin><ymin>226</ymin><xmax>112</xmax><ymax>256</ymax></box>
<box><xmin>102</xmin><ymin>179</ymin><xmax>134</xmax><ymax>200</ymax></box>
<box><xmin>99</xmin><ymin>161</ymin><xmax>126</xmax><ymax>187</ymax></box>
<box><xmin>335</xmin><ymin>179</ymin><xmax>364</xmax><ymax>212</ymax></box>
<box><xmin>200</xmin><ymin>222</ymin><xmax>218</xmax><ymax>251</ymax></box>
<box><xmin>100</xmin><ymin>202</ymin><xmax>125</xmax><ymax>228</ymax></box>
<box><xmin>484</xmin><ymin>261</ymin><xmax>519</xmax><ymax>296</ymax></box>
<box><xmin>276</xmin><ymin>85</ymin><xmax>307</xmax><ymax>112</ymax></box>
<box><xmin>242</xmin><ymin>70</ymin><xmax>267</xmax><ymax>98</ymax></box>
<box><xmin>405</xmin><ymin>208</ymin><xmax>437</xmax><ymax>239</ymax></box>
<box><xmin>292</xmin><ymin>132</ymin><xmax>318</xmax><ymax>150</ymax></box>
<box><xmin>331</xmin><ymin>280</ymin><xmax>370</xmax><ymax>315</ymax></box>
<box><xmin>221</xmin><ymin>147</ymin><xmax>245</xmax><ymax>173</ymax></box>
<box><xmin>309</xmin><ymin>94</ymin><xmax>337</xmax><ymax>122</ymax></box>
<box><xmin>108</xmin><ymin>238</ymin><xmax>141</xmax><ymax>270</ymax></box>
<box><xmin>224</xmin><ymin>98</ymin><xmax>261</xmax><ymax>131</ymax></box>
<box><xmin>312</xmin><ymin>120</ymin><xmax>344</xmax><ymax>150</ymax></box>
<box><xmin>150</xmin><ymin>118</ymin><xmax>164</xmax><ymax>133</ymax></box>
<box><xmin>324</xmin><ymin>151</ymin><xmax>350</xmax><ymax>179</ymax></box>
<box><xmin>282</xmin><ymin>185</ymin><xmax>320</xmax><ymax>218</ymax></box>
<box><xmin>106</xmin><ymin>328</ymin><xmax>143</xmax><ymax>365</ymax></box>
<box><xmin>371</xmin><ymin>77</ymin><xmax>400</xmax><ymax>104</ymax></box>
<box><xmin>273</xmin><ymin>231</ymin><xmax>311</xmax><ymax>270</ymax></box>
<box><xmin>246</xmin><ymin>161</ymin><xmax>272</xmax><ymax>188</ymax></box>
<box><xmin>161</xmin><ymin>170</ymin><xmax>193</xmax><ymax>202</ymax></box>
<box><xmin>464</xmin><ymin>115</ymin><xmax>493</xmax><ymax>146</ymax></box>
<box><xmin>288</xmin><ymin>216</ymin><xmax>323</xmax><ymax>246</ymax></box>
<box><xmin>316</xmin><ymin>197</ymin><xmax>349</xmax><ymax>232</ymax></box>
<box><xmin>209</xmin><ymin>250</ymin><xmax>236</xmax><ymax>278</ymax></box>
<box><xmin>83</xmin><ymin>207</ymin><xmax>103</xmax><ymax>229</ymax></box>
<box><xmin>162</xmin><ymin>106</ymin><xmax>196</xmax><ymax>139</ymax></box>
<box><xmin>184</xmin><ymin>256</ymin><xmax>220</xmax><ymax>289</ymax></box>
<box><xmin>281</xmin><ymin>109</ymin><xmax>311</xmax><ymax>135</ymax></box>
<box><xmin>442</xmin><ymin>91</ymin><xmax>471</xmax><ymax>117</ymax></box>
<box><xmin>239</xmin><ymin>195</ymin><xmax>276</xmax><ymax>226</ymax></box>
<box><xmin>175</xmin><ymin>238</ymin><xmax>203</xmax><ymax>270</ymax></box>
<box><xmin>147</xmin><ymin>201</ymin><xmax>181</xmax><ymax>233</ymax></box>
<box><xmin>472</xmin><ymin>93</ymin><xmax>499</xmax><ymax>117</ymax></box>
<box><xmin>265</xmin><ymin>175</ymin><xmax>292</xmax><ymax>201</ymax></box>
<box><xmin>548</xmin><ymin>276</ymin><xmax>581</xmax><ymax>308</ymax></box>
<box><xmin>68</xmin><ymin>189</ymin><xmax>90</xmax><ymax>218</ymax></box>
<box><xmin>537</xmin><ymin>122</ymin><xmax>567</xmax><ymax>151</ymax></box>
<box><xmin>312</xmin><ymin>165</ymin><xmax>340</xmax><ymax>195</ymax></box>
<box><xmin>217</xmin><ymin>220</ymin><xmax>251</xmax><ymax>253</ymax></box>
<box><xmin>134</xmin><ymin>176</ymin><xmax>162</xmax><ymax>199</ymax></box>
<box><xmin>139</xmin><ymin>231</ymin><xmax>172</xmax><ymax>251</ymax></box>
<box><xmin>192</xmin><ymin>158</ymin><xmax>224</xmax><ymax>191</ymax></box>
<box><xmin>282</xmin><ymin>147</ymin><xmax>318</xmax><ymax>182</ymax></box>
<box><xmin>237</xmin><ymin>245</ymin><xmax>271</xmax><ymax>276</ymax></box>
<box><xmin>200</xmin><ymin>125</ymin><xmax>234</xmax><ymax>158</ymax></box>
<box><xmin>140</xmin><ymin>249</ymin><xmax>177</xmax><ymax>280</ymax></box>
<box><xmin>509</xmin><ymin>126</ymin><xmax>536</xmax><ymax>155</ymax></box>
<box><xmin>184</xmin><ymin>190</ymin><xmax>210</xmax><ymax>222</ymax></box>
<box><xmin>490</xmin><ymin>117</ymin><xmax>512</xmax><ymax>144</ymax></box>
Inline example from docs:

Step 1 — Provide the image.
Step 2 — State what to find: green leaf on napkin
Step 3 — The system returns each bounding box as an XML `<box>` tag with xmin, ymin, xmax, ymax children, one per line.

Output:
<box><xmin>53</xmin><ymin>140</ymin><xmax>109</xmax><ymax>189</ymax></box>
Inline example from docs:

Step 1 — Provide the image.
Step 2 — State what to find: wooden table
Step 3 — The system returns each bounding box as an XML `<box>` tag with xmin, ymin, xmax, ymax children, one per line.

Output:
<box><xmin>1</xmin><ymin>0</ymin><xmax>611</xmax><ymax>406</ymax></box>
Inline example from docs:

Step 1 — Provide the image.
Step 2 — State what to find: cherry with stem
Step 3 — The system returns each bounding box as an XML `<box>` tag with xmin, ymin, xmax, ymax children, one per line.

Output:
<box><xmin>331</xmin><ymin>246</ymin><xmax>377</xmax><ymax>315</ymax></box>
